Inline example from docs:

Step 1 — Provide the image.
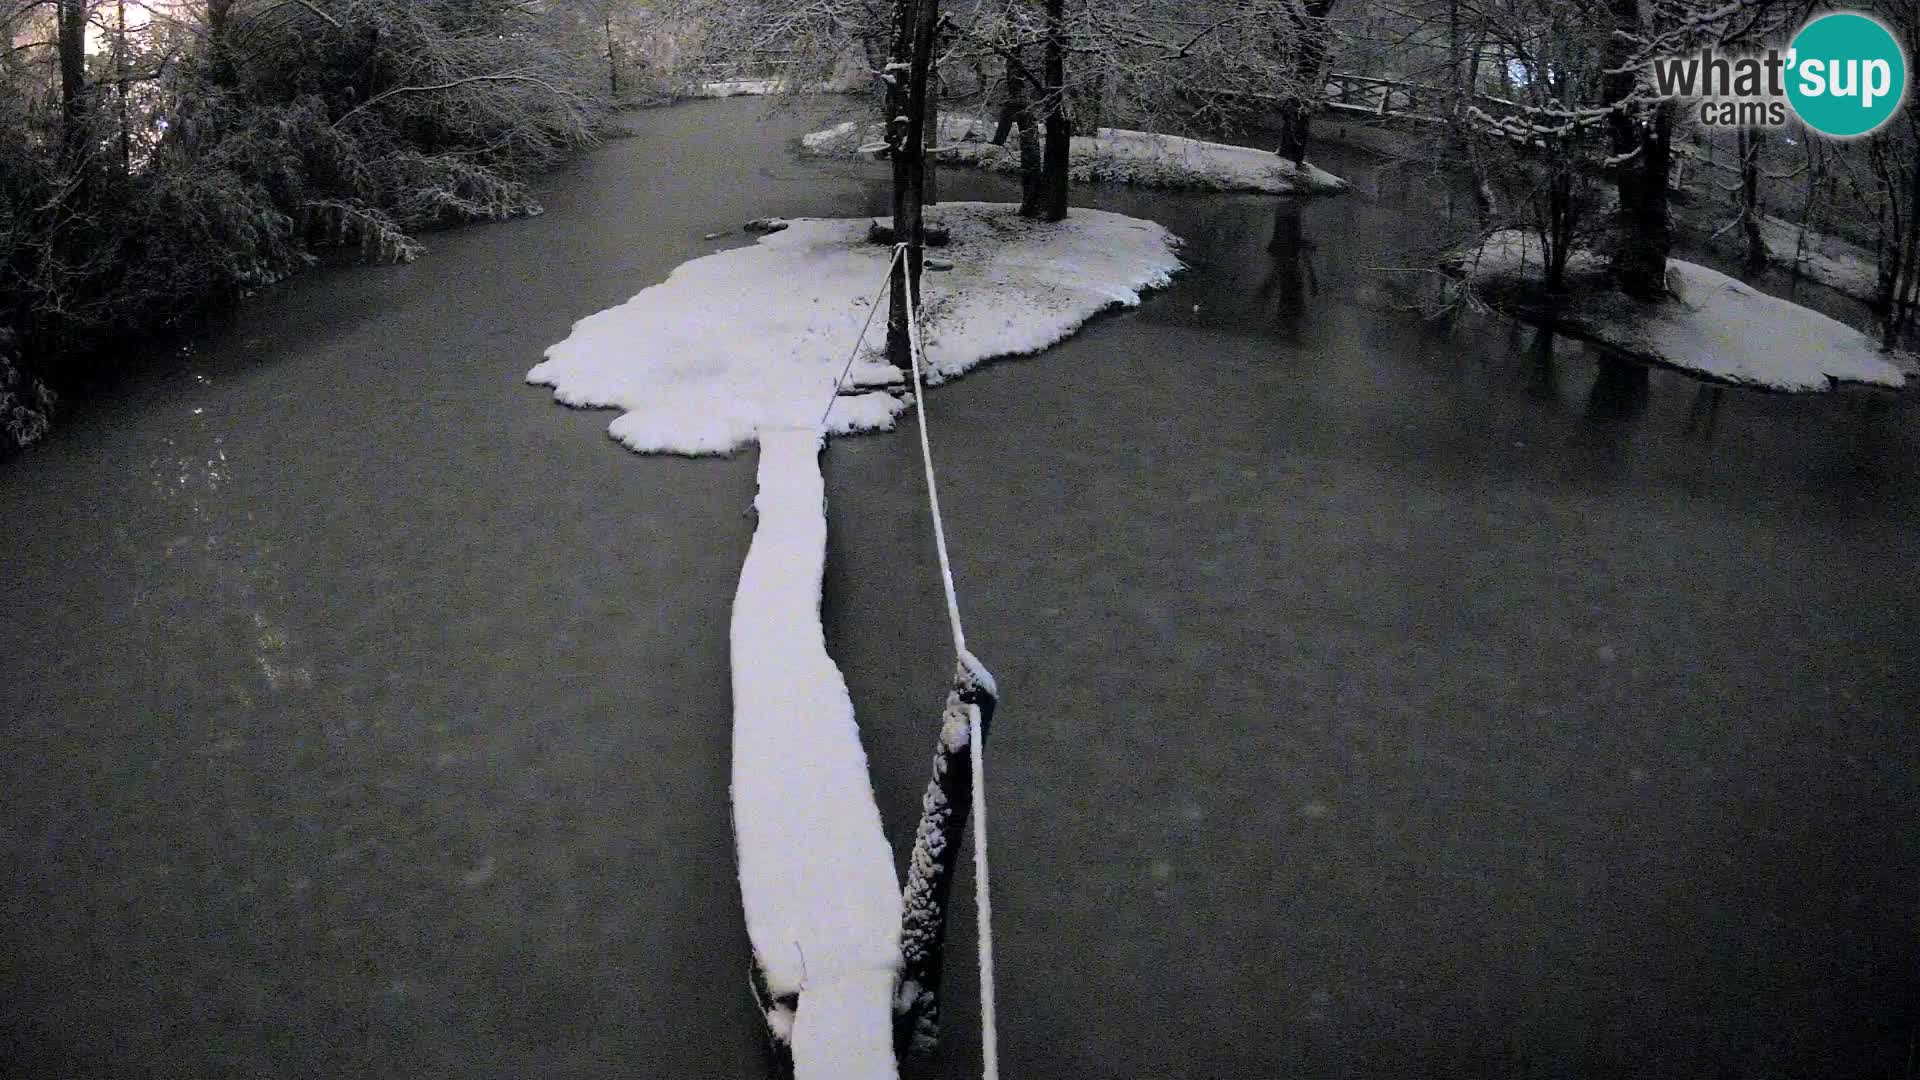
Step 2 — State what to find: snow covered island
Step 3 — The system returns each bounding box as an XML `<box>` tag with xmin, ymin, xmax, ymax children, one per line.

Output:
<box><xmin>1449</xmin><ymin>230</ymin><xmax>1909</xmax><ymax>393</ymax></box>
<box><xmin>802</xmin><ymin>115</ymin><xmax>1349</xmax><ymax>197</ymax></box>
<box><xmin>528</xmin><ymin>201</ymin><xmax>1184</xmax><ymax>455</ymax></box>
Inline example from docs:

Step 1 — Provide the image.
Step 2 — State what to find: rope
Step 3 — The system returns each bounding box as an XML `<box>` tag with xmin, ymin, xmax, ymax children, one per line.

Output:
<box><xmin>899</xmin><ymin>245</ymin><xmax>967</xmax><ymax>658</ymax></box>
<box><xmin>968</xmin><ymin>700</ymin><xmax>999</xmax><ymax>1080</ymax></box>
<box><xmin>818</xmin><ymin>244</ymin><xmax>907</xmax><ymax>432</ymax></box>
<box><xmin>899</xmin><ymin>242</ymin><xmax>998</xmax><ymax>1080</ymax></box>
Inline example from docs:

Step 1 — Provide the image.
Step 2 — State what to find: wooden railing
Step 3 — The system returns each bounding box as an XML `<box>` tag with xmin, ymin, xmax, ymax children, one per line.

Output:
<box><xmin>1236</xmin><ymin>71</ymin><xmax>1741</xmax><ymax>190</ymax></box>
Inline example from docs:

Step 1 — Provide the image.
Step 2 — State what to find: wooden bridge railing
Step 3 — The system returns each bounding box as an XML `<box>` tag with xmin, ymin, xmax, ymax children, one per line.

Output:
<box><xmin>1250</xmin><ymin>71</ymin><xmax>1742</xmax><ymax>190</ymax></box>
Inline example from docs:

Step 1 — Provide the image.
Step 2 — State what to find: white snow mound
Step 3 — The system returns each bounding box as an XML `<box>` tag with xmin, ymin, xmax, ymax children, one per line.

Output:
<box><xmin>528</xmin><ymin>202</ymin><xmax>1184</xmax><ymax>454</ymax></box>
<box><xmin>802</xmin><ymin>115</ymin><xmax>1349</xmax><ymax>196</ymax></box>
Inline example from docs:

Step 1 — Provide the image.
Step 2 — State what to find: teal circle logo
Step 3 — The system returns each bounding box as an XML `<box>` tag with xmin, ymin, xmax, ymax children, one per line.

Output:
<box><xmin>1786</xmin><ymin>12</ymin><xmax>1907</xmax><ymax>137</ymax></box>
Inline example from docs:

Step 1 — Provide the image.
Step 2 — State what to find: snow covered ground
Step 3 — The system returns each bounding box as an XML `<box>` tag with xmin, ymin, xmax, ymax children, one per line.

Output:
<box><xmin>1758</xmin><ymin>216</ymin><xmax>1880</xmax><ymax>303</ymax></box>
<box><xmin>1452</xmin><ymin>230</ymin><xmax>1908</xmax><ymax>392</ymax></box>
<box><xmin>731</xmin><ymin>427</ymin><xmax>901</xmax><ymax>1080</ymax></box>
<box><xmin>802</xmin><ymin>115</ymin><xmax>1349</xmax><ymax>196</ymax></box>
<box><xmin>527</xmin><ymin>201</ymin><xmax>1184</xmax><ymax>455</ymax></box>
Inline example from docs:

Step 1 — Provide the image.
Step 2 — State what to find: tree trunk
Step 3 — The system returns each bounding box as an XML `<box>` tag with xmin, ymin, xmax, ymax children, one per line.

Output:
<box><xmin>205</xmin><ymin>0</ymin><xmax>238</xmax><ymax>89</ymax></box>
<box><xmin>1276</xmin><ymin>0</ymin><xmax>1335</xmax><ymax>168</ymax></box>
<box><xmin>57</xmin><ymin>0</ymin><xmax>87</xmax><ymax>154</ymax></box>
<box><xmin>1604</xmin><ymin>0</ymin><xmax>1672</xmax><ymax>299</ymax></box>
<box><xmin>894</xmin><ymin>662</ymin><xmax>998</xmax><ymax>1059</ymax></box>
<box><xmin>1276</xmin><ymin>104</ymin><xmax>1309</xmax><ymax>166</ymax></box>
<box><xmin>991</xmin><ymin>101</ymin><xmax>1016</xmax><ymax>145</ymax></box>
<box><xmin>1544</xmin><ymin>159</ymin><xmax>1575</xmax><ymax>293</ymax></box>
<box><xmin>1006</xmin><ymin>53</ymin><xmax>1044</xmax><ymax>219</ymax></box>
<box><xmin>1882</xmin><ymin>133</ymin><xmax>1920</xmax><ymax>349</ymax></box>
<box><xmin>1739</xmin><ymin>127</ymin><xmax>1766</xmax><ymax>269</ymax></box>
<box><xmin>1870</xmin><ymin>134</ymin><xmax>1901</xmax><ymax>322</ymax></box>
<box><xmin>884</xmin><ymin>0</ymin><xmax>915</xmax><ymax>367</ymax></box>
<box><xmin>1889</xmin><ymin>137</ymin><xmax>1920</xmax><ymax>340</ymax></box>
<box><xmin>923</xmin><ymin>49</ymin><xmax>939</xmax><ymax>205</ymax></box>
<box><xmin>116</xmin><ymin>0</ymin><xmax>130</xmax><ymax>173</ymax></box>
<box><xmin>1446</xmin><ymin>0</ymin><xmax>1464</xmax><ymax>155</ymax></box>
<box><xmin>605</xmin><ymin>15</ymin><xmax>619</xmax><ymax>97</ymax></box>
<box><xmin>886</xmin><ymin>0</ymin><xmax>940</xmax><ymax>369</ymax></box>
<box><xmin>1038</xmin><ymin>0</ymin><xmax>1070</xmax><ymax>221</ymax></box>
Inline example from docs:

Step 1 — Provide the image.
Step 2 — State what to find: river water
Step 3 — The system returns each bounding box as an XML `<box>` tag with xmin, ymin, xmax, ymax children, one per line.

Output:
<box><xmin>3</xmin><ymin>98</ymin><xmax>1915</xmax><ymax>1079</ymax></box>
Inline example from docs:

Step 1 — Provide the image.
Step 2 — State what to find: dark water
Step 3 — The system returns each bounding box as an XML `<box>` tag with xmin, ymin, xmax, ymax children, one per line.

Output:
<box><xmin>4</xmin><ymin>98</ymin><xmax>1917</xmax><ymax>1079</ymax></box>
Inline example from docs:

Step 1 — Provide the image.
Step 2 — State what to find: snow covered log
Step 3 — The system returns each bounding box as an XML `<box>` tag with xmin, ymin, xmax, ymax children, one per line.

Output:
<box><xmin>895</xmin><ymin>654</ymin><xmax>999</xmax><ymax>1059</ymax></box>
<box><xmin>731</xmin><ymin>428</ymin><xmax>902</xmax><ymax>1080</ymax></box>
<box><xmin>526</xmin><ymin>202</ymin><xmax>1183</xmax><ymax>456</ymax></box>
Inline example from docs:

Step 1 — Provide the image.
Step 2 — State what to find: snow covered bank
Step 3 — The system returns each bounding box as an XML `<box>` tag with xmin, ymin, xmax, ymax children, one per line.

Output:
<box><xmin>802</xmin><ymin>115</ymin><xmax>1349</xmax><ymax>196</ymax></box>
<box><xmin>732</xmin><ymin>428</ymin><xmax>900</xmax><ymax>1079</ymax></box>
<box><xmin>691</xmin><ymin>79</ymin><xmax>781</xmax><ymax>98</ymax></box>
<box><xmin>1757</xmin><ymin>216</ymin><xmax>1880</xmax><ymax>303</ymax></box>
<box><xmin>1451</xmin><ymin>230</ymin><xmax>1908</xmax><ymax>392</ymax></box>
<box><xmin>527</xmin><ymin>201</ymin><xmax>1184</xmax><ymax>455</ymax></box>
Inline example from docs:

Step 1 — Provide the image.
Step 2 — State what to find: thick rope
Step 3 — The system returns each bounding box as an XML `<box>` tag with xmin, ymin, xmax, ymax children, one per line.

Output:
<box><xmin>899</xmin><ymin>244</ymin><xmax>998</xmax><ymax>1080</ymax></box>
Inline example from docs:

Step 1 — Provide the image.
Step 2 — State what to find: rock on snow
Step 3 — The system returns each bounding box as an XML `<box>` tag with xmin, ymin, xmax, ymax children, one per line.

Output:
<box><xmin>802</xmin><ymin>115</ymin><xmax>1349</xmax><ymax>197</ymax></box>
<box><xmin>527</xmin><ymin>202</ymin><xmax>1184</xmax><ymax>455</ymax></box>
<box><xmin>1454</xmin><ymin>229</ymin><xmax>1908</xmax><ymax>392</ymax></box>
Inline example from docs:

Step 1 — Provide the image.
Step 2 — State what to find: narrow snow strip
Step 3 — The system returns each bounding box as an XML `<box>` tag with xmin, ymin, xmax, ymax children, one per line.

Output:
<box><xmin>802</xmin><ymin>115</ymin><xmax>1349</xmax><ymax>196</ymax></box>
<box><xmin>528</xmin><ymin>202</ymin><xmax>1183</xmax><ymax>455</ymax></box>
<box><xmin>731</xmin><ymin>427</ymin><xmax>900</xmax><ymax>1080</ymax></box>
<box><xmin>1455</xmin><ymin>229</ymin><xmax>1908</xmax><ymax>392</ymax></box>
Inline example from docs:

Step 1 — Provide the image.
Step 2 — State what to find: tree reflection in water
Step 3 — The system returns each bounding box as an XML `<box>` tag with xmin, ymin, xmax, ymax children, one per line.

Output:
<box><xmin>1259</xmin><ymin>199</ymin><xmax>1317</xmax><ymax>340</ymax></box>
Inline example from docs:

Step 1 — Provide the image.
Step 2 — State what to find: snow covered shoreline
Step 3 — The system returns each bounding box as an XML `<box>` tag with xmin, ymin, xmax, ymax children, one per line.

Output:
<box><xmin>1450</xmin><ymin>230</ymin><xmax>1909</xmax><ymax>393</ymax></box>
<box><xmin>802</xmin><ymin>115</ymin><xmax>1349</xmax><ymax>197</ymax></box>
<box><xmin>527</xmin><ymin>201</ymin><xmax>1184</xmax><ymax>455</ymax></box>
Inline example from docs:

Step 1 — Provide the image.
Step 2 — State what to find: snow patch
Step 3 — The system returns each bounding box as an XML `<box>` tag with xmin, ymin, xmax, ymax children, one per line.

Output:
<box><xmin>528</xmin><ymin>202</ymin><xmax>1184</xmax><ymax>455</ymax></box>
<box><xmin>1454</xmin><ymin>230</ymin><xmax>1908</xmax><ymax>392</ymax></box>
<box><xmin>802</xmin><ymin>115</ymin><xmax>1349</xmax><ymax>196</ymax></box>
<box><xmin>731</xmin><ymin>428</ymin><xmax>900</xmax><ymax>1078</ymax></box>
